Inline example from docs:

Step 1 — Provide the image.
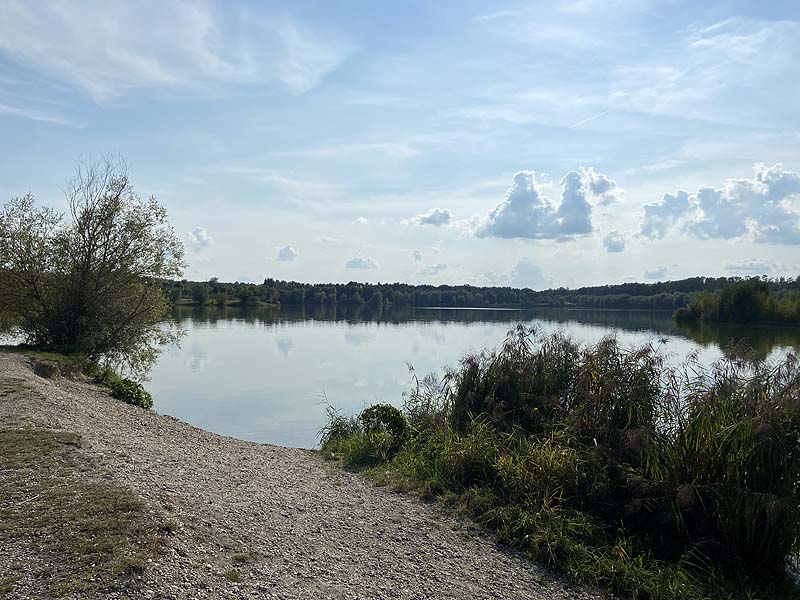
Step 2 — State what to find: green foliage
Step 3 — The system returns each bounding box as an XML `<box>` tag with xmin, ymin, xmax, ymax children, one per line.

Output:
<box><xmin>319</xmin><ymin>405</ymin><xmax>400</xmax><ymax>466</ymax></box>
<box><xmin>321</xmin><ymin>328</ymin><xmax>800</xmax><ymax>600</ymax></box>
<box><xmin>360</xmin><ymin>403</ymin><xmax>407</xmax><ymax>440</ymax></box>
<box><xmin>109</xmin><ymin>377</ymin><xmax>153</xmax><ymax>409</ymax></box>
<box><xmin>676</xmin><ymin>279</ymin><xmax>800</xmax><ymax>325</ymax></box>
<box><xmin>0</xmin><ymin>157</ymin><xmax>184</xmax><ymax>375</ymax></box>
<box><xmin>169</xmin><ymin>274</ymin><xmax>800</xmax><ymax>312</ymax></box>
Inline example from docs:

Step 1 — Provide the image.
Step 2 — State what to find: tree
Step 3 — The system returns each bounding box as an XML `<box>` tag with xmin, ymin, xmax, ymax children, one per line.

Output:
<box><xmin>0</xmin><ymin>158</ymin><xmax>184</xmax><ymax>374</ymax></box>
<box><xmin>191</xmin><ymin>284</ymin><xmax>209</xmax><ymax>305</ymax></box>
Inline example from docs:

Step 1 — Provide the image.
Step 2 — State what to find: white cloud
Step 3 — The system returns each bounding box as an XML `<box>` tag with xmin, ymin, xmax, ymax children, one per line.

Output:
<box><xmin>272</xmin><ymin>142</ymin><xmax>420</xmax><ymax>160</ymax></box>
<box><xmin>475</xmin><ymin>168</ymin><xmax>620</xmax><ymax>239</ymax></box>
<box><xmin>0</xmin><ymin>102</ymin><xmax>82</xmax><ymax>127</ymax></box>
<box><xmin>412</xmin><ymin>250</ymin><xmax>423</xmax><ymax>262</ymax></box>
<box><xmin>353</xmin><ymin>217</ymin><xmax>368</xmax><ymax>225</ymax></box>
<box><xmin>557</xmin><ymin>171</ymin><xmax>593</xmax><ymax>235</ymax></box>
<box><xmin>512</xmin><ymin>258</ymin><xmax>549</xmax><ymax>289</ymax></box>
<box><xmin>0</xmin><ymin>1</ymin><xmax>354</xmax><ymax>101</ymax></box>
<box><xmin>475</xmin><ymin>171</ymin><xmax>558</xmax><ymax>239</ymax></box>
<box><xmin>581</xmin><ymin>167</ymin><xmax>624</xmax><ymax>205</ymax></box>
<box><xmin>419</xmin><ymin>263</ymin><xmax>448</xmax><ymax>277</ymax></box>
<box><xmin>644</xmin><ymin>266</ymin><xmax>668</xmax><ymax>280</ymax></box>
<box><xmin>470</xmin><ymin>9</ymin><xmax>527</xmax><ymax>22</ymax></box>
<box><xmin>482</xmin><ymin>271</ymin><xmax>507</xmax><ymax>286</ymax></box>
<box><xmin>639</xmin><ymin>163</ymin><xmax>800</xmax><ymax>244</ymax></box>
<box><xmin>405</xmin><ymin>207</ymin><xmax>453</xmax><ymax>226</ymax></box>
<box><xmin>723</xmin><ymin>259</ymin><xmax>778</xmax><ymax>276</ymax></box>
<box><xmin>603</xmin><ymin>231</ymin><xmax>626</xmax><ymax>253</ymax></box>
<box><xmin>640</xmin><ymin>191</ymin><xmax>691</xmax><ymax>240</ymax></box>
<box><xmin>319</xmin><ymin>236</ymin><xmax>341</xmax><ymax>245</ymax></box>
<box><xmin>276</xmin><ymin>245</ymin><xmax>298</xmax><ymax>262</ymax></box>
<box><xmin>185</xmin><ymin>227</ymin><xmax>214</xmax><ymax>252</ymax></box>
<box><xmin>607</xmin><ymin>18</ymin><xmax>800</xmax><ymax>126</ymax></box>
<box><xmin>345</xmin><ymin>257</ymin><xmax>379</xmax><ymax>269</ymax></box>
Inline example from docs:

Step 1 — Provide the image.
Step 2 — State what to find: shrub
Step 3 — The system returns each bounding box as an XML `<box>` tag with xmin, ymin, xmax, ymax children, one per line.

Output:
<box><xmin>0</xmin><ymin>157</ymin><xmax>184</xmax><ymax>376</ymax></box>
<box><xmin>320</xmin><ymin>404</ymin><xmax>408</xmax><ymax>467</ymax></box>
<box><xmin>110</xmin><ymin>378</ymin><xmax>153</xmax><ymax>409</ymax></box>
<box><xmin>320</xmin><ymin>327</ymin><xmax>800</xmax><ymax>600</ymax></box>
<box><xmin>359</xmin><ymin>403</ymin><xmax>407</xmax><ymax>442</ymax></box>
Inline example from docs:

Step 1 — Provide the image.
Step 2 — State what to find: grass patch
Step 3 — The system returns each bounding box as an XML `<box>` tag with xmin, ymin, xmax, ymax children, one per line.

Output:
<box><xmin>231</xmin><ymin>551</ymin><xmax>259</xmax><ymax>566</ymax></box>
<box><xmin>0</xmin><ymin>428</ymin><xmax>163</xmax><ymax>597</ymax></box>
<box><xmin>224</xmin><ymin>569</ymin><xmax>243</xmax><ymax>583</ymax></box>
<box><xmin>321</xmin><ymin>327</ymin><xmax>800</xmax><ymax>600</ymax></box>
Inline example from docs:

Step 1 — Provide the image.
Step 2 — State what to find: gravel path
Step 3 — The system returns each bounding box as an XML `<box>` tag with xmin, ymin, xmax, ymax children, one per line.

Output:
<box><xmin>0</xmin><ymin>352</ymin><xmax>609</xmax><ymax>600</ymax></box>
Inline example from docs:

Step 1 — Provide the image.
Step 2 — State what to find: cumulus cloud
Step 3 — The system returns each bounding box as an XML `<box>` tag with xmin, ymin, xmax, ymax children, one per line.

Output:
<box><xmin>345</xmin><ymin>257</ymin><xmax>379</xmax><ymax>269</ymax></box>
<box><xmin>276</xmin><ymin>245</ymin><xmax>298</xmax><ymax>261</ymax></box>
<box><xmin>419</xmin><ymin>263</ymin><xmax>448</xmax><ymax>277</ymax></box>
<box><xmin>582</xmin><ymin>167</ymin><xmax>624</xmax><ymax>205</ymax></box>
<box><xmin>475</xmin><ymin>168</ymin><xmax>621</xmax><ymax>239</ymax></box>
<box><xmin>639</xmin><ymin>191</ymin><xmax>691</xmax><ymax>240</ymax></box>
<box><xmin>603</xmin><ymin>231</ymin><xmax>626</xmax><ymax>253</ymax></box>
<box><xmin>184</xmin><ymin>227</ymin><xmax>214</xmax><ymax>251</ymax></box>
<box><xmin>640</xmin><ymin>163</ymin><xmax>800</xmax><ymax>244</ymax></box>
<box><xmin>405</xmin><ymin>207</ymin><xmax>453</xmax><ymax>226</ymax></box>
<box><xmin>475</xmin><ymin>171</ymin><xmax>557</xmax><ymax>239</ymax></box>
<box><xmin>512</xmin><ymin>258</ymin><xmax>549</xmax><ymax>289</ymax></box>
<box><xmin>644</xmin><ymin>266</ymin><xmax>668</xmax><ymax>280</ymax></box>
<box><xmin>353</xmin><ymin>217</ymin><xmax>368</xmax><ymax>225</ymax></box>
<box><xmin>412</xmin><ymin>250</ymin><xmax>423</xmax><ymax>262</ymax></box>
<box><xmin>557</xmin><ymin>171</ymin><xmax>593</xmax><ymax>235</ymax></box>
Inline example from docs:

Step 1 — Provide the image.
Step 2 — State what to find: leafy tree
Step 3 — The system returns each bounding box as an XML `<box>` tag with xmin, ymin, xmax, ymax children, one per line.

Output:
<box><xmin>0</xmin><ymin>158</ymin><xmax>184</xmax><ymax>374</ymax></box>
<box><xmin>191</xmin><ymin>284</ymin><xmax>209</xmax><ymax>304</ymax></box>
<box><xmin>367</xmin><ymin>290</ymin><xmax>383</xmax><ymax>308</ymax></box>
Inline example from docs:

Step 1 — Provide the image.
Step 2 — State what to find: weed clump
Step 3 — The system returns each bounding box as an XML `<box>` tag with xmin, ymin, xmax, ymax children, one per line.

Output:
<box><xmin>94</xmin><ymin>366</ymin><xmax>153</xmax><ymax>409</ymax></box>
<box><xmin>321</xmin><ymin>326</ymin><xmax>800</xmax><ymax>600</ymax></box>
<box><xmin>321</xmin><ymin>402</ymin><xmax>407</xmax><ymax>466</ymax></box>
<box><xmin>109</xmin><ymin>377</ymin><xmax>153</xmax><ymax>409</ymax></box>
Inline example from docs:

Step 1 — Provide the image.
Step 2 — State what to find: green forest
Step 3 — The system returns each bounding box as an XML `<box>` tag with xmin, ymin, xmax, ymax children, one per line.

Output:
<box><xmin>164</xmin><ymin>275</ymin><xmax>800</xmax><ymax>314</ymax></box>
<box><xmin>675</xmin><ymin>279</ymin><xmax>800</xmax><ymax>324</ymax></box>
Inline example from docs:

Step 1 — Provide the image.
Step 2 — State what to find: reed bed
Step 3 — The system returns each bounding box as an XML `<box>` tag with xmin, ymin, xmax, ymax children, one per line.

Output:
<box><xmin>321</xmin><ymin>326</ymin><xmax>800</xmax><ymax>599</ymax></box>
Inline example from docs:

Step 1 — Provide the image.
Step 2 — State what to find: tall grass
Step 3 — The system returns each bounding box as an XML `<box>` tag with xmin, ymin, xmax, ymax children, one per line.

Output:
<box><xmin>321</xmin><ymin>326</ymin><xmax>800</xmax><ymax>599</ymax></box>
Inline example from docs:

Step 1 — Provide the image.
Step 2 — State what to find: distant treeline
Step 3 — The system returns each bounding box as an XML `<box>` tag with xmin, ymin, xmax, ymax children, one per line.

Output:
<box><xmin>162</xmin><ymin>275</ymin><xmax>800</xmax><ymax>311</ymax></box>
<box><xmin>675</xmin><ymin>278</ymin><xmax>800</xmax><ymax>325</ymax></box>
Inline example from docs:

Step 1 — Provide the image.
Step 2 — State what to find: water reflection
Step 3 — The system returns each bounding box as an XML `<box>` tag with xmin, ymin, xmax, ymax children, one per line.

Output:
<box><xmin>275</xmin><ymin>337</ymin><xmax>295</xmax><ymax>357</ymax></box>
<box><xmin>148</xmin><ymin>305</ymin><xmax>799</xmax><ymax>449</ymax></box>
<box><xmin>170</xmin><ymin>304</ymin><xmax>800</xmax><ymax>356</ymax></box>
<box><xmin>184</xmin><ymin>344</ymin><xmax>210</xmax><ymax>372</ymax></box>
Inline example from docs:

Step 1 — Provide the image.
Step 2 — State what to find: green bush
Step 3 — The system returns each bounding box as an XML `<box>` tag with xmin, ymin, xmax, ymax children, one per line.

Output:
<box><xmin>320</xmin><ymin>327</ymin><xmax>800</xmax><ymax>600</ymax></box>
<box><xmin>109</xmin><ymin>378</ymin><xmax>153</xmax><ymax>409</ymax></box>
<box><xmin>360</xmin><ymin>403</ymin><xmax>407</xmax><ymax>442</ymax></box>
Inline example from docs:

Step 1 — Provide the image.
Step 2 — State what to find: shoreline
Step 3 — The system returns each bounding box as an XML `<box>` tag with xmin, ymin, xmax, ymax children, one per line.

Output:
<box><xmin>0</xmin><ymin>351</ymin><xmax>608</xmax><ymax>599</ymax></box>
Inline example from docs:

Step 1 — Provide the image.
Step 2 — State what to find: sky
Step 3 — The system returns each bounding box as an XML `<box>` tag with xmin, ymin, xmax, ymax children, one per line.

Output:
<box><xmin>1</xmin><ymin>0</ymin><xmax>799</xmax><ymax>289</ymax></box>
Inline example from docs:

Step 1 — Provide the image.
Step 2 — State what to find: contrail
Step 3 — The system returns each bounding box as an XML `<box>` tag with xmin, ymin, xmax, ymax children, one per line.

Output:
<box><xmin>568</xmin><ymin>107</ymin><xmax>615</xmax><ymax>129</ymax></box>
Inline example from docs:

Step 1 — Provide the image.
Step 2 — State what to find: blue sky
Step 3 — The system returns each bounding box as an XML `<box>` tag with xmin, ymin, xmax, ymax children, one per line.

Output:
<box><xmin>1</xmin><ymin>0</ymin><xmax>799</xmax><ymax>288</ymax></box>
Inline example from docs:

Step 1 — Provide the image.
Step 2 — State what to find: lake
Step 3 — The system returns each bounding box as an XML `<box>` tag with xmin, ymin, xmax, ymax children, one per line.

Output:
<box><xmin>147</xmin><ymin>304</ymin><xmax>800</xmax><ymax>448</ymax></box>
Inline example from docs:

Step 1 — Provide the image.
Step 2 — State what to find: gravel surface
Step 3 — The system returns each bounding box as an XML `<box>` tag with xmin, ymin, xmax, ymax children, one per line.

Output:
<box><xmin>0</xmin><ymin>352</ymin><xmax>611</xmax><ymax>600</ymax></box>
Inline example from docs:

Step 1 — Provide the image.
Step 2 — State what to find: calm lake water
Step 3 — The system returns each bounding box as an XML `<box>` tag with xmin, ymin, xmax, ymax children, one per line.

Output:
<box><xmin>147</xmin><ymin>305</ymin><xmax>800</xmax><ymax>448</ymax></box>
